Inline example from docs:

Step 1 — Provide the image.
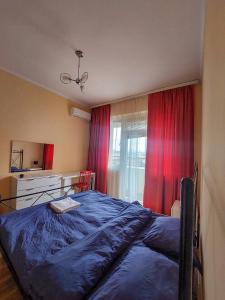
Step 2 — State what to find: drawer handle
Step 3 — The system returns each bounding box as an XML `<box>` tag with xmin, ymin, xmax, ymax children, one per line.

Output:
<box><xmin>25</xmin><ymin>188</ymin><xmax>34</xmax><ymax>191</ymax></box>
<box><xmin>26</xmin><ymin>178</ymin><xmax>35</xmax><ymax>181</ymax></box>
<box><xmin>49</xmin><ymin>184</ymin><xmax>56</xmax><ymax>187</ymax></box>
<box><xmin>25</xmin><ymin>197</ymin><xmax>33</xmax><ymax>201</ymax></box>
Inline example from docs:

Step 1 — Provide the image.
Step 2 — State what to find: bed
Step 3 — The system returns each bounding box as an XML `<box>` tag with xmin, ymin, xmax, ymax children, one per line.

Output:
<box><xmin>0</xmin><ymin>168</ymin><xmax>199</xmax><ymax>300</ymax></box>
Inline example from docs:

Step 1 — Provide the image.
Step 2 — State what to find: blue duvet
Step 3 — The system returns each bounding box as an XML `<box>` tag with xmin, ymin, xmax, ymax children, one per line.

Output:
<box><xmin>0</xmin><ymin>191</ymin><xmax>178</xmax><ymax>300</ymax></box>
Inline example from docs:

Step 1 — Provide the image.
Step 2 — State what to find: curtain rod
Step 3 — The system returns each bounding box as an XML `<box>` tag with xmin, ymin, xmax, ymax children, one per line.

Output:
<box><xmin>91</xmin><ymin>79</ymin><xmax>200</xmax><ymax>108</ymax></box>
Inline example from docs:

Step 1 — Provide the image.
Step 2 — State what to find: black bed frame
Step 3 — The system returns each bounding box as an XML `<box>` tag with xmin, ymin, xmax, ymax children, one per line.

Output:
<box><xmin>179</xmin><ymin>162</ymin><xmax>199</xmax><ymax>300</ymax></box>
<box><xmin>0</xmin><ymin>164</ymin><xmax>200</xmax><ymax>300</ymax></box>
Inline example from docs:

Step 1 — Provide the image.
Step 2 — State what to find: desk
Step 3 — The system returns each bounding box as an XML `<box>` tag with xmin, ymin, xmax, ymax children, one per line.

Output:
<box><xmin>60</xmin><ymin>171</ymin><xmax>95</xmax><ymax>195</ymax></box>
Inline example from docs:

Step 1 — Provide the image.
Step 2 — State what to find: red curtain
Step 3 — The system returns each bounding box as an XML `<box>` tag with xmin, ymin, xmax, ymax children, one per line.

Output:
<box><xmin>143</xmin><ymin>86</ymin><xmax>194</xmax><ymax>215</ymax></box>
<box><xmin>88</xmin><ymin>105</ymin><xmax>111</xmax><ymax>193</ymax></box>
<box><xmin>43</xmin><ymin>144</ymin><xmax>54</xmax><ymax>170</ymax></box>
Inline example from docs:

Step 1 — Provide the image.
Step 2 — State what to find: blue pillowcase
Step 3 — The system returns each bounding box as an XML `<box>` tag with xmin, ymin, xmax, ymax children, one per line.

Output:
<box><xmin>89</xmin><ymin>246</ymin><xmax>178</xmax><ymax>300</ymax></box>
<box><xmin>143</xmin><ymin>217</ymin><xmax>180</xmax><ymax>258</ymax></box>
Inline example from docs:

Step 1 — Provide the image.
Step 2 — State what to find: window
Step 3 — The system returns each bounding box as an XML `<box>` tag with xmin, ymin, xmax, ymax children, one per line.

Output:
<box><xmin>108</xmin><ymin>111</ymin><xmax>147</xmax><ymax>204</ymax></box>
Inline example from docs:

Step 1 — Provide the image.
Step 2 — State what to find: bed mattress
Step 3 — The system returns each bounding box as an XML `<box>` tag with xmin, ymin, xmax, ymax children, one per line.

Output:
<box><xmin>0</xmin><ymin>191</ymin><xmax>179</xmax><ymax>300</ymax></box>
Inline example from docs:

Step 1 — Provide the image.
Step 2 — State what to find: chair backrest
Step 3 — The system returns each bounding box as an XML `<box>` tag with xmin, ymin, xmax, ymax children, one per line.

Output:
<box><xmin>79</xmin><ymin>170</ymin><xmax>92</xmax><ymax>185</ymax></box>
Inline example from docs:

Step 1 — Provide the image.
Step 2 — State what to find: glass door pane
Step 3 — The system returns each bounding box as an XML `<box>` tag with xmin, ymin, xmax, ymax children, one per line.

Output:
<box><xmin>120</xmin><ymin>136</ymin><xmax>146</xmax><ymax>204</ymax></box>
<box><xmin>108</xmin><ymin>112</ymin><xmax>147</xmax><ymax>204</ymax></box>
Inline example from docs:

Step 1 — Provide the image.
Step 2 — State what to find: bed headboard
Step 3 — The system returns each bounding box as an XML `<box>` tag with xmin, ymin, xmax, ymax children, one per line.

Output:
<box><xmin>179</xmin><ymin>163</ymin><xmax>199</xmax><ymax>300</ymax></box>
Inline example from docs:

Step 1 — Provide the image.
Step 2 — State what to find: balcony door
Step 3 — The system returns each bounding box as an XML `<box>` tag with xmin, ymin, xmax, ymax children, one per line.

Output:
<box><xmin>108</xmin><ymin>111</ymin><xmax>147</xmax><ymax>204</ymax></box>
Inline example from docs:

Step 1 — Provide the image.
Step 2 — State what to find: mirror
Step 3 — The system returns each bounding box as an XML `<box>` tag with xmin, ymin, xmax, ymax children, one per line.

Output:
<box><xmin>10</xmin><ymin>140</ymin><xmax>54</xmax><ymax>173</ymax></box>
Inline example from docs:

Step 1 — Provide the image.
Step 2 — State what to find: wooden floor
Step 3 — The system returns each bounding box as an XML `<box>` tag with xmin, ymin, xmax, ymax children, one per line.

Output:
<box><xmin>0</xmin><ymin>250</ymin><xmax>23</xmax><ymax>300</ymax></box>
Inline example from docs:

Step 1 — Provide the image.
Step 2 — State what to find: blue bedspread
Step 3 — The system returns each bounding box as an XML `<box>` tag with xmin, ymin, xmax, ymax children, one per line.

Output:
<box><xmin>0</xmin><ymin>191</ymin><xmax>178</xmax><ymax>300</ymax></box>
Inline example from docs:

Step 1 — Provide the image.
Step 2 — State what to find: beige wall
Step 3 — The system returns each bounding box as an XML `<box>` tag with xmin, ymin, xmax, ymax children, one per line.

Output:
<box><xmin>0</xmin><ymin>69</ymin><xmax>90</xmax><ymax>199</ymax></box>
<box><xmin>201</xmin><ymin>0</ymin><xmax>225</xmax><ymax>299</ymax></box>
<box><xmin>194</xmin><ymin>84</ymin><xmax>202</xmax><ymax>202</ymax></box>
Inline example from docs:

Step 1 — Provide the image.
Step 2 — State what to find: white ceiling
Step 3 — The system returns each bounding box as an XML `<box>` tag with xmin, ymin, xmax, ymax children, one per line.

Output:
<box><xmin>0</xmin><ymin>0</ymin><xmax>205</xmax><ymax>106</ymax></box>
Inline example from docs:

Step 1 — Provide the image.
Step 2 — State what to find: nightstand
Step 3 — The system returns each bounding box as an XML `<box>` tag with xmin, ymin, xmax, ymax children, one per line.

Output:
<box><xmin>171</xmin><ymin>200</ymin><xmax>181</xmax><ymax>217</ymax></box>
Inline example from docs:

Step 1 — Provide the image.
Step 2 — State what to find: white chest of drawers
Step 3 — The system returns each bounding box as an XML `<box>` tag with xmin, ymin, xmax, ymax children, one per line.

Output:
<box><xmin>11</xmin><ymin>173</ymin><xmax>62</xmax><ymax>210</ymax></box>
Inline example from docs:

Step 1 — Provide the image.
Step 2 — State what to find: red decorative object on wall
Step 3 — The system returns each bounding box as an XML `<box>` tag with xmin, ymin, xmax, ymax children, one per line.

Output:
<box><xmin>43</xmin><ymin>144</ymin><xmax>54</xmax><ymax>170</ymax></box>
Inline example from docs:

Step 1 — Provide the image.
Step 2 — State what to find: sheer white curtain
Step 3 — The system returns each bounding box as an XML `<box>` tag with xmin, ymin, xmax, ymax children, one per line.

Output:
<box><xmin>108</xmin><ymin>110</ymin><xmax>147</xmax><ymax>204</ymax></box>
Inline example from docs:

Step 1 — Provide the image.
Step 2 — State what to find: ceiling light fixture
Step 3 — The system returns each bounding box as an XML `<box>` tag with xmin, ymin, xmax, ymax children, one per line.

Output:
<box><xmin>60</xmin><ymin>50</ymin><xmax>88</xmax><ymax>92</ymax></box>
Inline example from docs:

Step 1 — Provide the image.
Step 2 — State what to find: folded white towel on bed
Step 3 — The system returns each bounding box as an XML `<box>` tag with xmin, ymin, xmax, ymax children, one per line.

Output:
<box><xmin>50</xmin><ymin>198</ymin><xmax>80</xmax><ymax>213</ymax></box>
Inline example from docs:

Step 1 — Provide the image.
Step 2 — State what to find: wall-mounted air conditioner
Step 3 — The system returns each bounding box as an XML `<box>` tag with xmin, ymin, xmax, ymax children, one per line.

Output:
<box><xmin>70</xmin><ymin>107</ymin><xmax>91</xmax><ymax>121</ymax></box>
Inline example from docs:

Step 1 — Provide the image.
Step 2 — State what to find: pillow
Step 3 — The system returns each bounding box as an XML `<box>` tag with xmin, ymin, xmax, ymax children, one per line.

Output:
<box><xmin>143</xmin><ymin>216</ymin><xmax>180</xmax><ymax>258</ymax></box>
<box><xmin>89</xmin><ymin>246</ymin><xmax>178</xmax><ymax>300</ymax></box>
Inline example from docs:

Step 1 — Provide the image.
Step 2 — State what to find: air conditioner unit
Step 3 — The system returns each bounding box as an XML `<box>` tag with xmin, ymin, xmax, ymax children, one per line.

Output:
<box><xmin>70</xmin><ymin>107</ymin><xmax>91</xmax><ymax>121</ymax></box>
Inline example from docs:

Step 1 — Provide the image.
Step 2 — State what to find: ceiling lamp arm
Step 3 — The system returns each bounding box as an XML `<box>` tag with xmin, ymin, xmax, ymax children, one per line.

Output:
<box><xmin>60</xmin><ymin>49</ymin><xmax>88</xmax><ymax>93</ymax></box>
<box><xmin>77</xmin><ymin>55</ymin><xmax>80</xmax><ymax>80</ymax></box>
